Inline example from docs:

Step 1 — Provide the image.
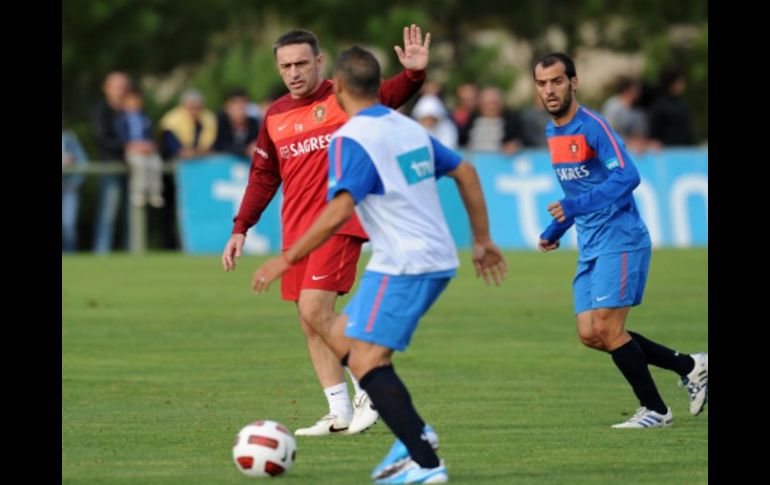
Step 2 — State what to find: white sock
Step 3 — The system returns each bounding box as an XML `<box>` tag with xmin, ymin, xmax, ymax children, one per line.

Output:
<box><xmin>324</xmin><ymin>383</ymin><xmax>352</xmax><ymax>421</ymax></box>
<box><xmin>346</xmin><ymin>367</ymin><xmax>363</xmax><ymax>395</ymax></box>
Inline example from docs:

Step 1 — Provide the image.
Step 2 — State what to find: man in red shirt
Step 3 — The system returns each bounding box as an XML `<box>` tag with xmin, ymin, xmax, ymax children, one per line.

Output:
<box><xmin>222</xmin><ymin>26</ymin><xmax>431</xmax><ymax>436</ymax></box>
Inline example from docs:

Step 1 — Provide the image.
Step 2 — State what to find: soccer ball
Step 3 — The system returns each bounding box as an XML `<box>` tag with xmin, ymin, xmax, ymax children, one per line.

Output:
<box><xmin>232</xmin><ymin>420</ymin><xmax>297</xmax><ymax>477</ymax></box>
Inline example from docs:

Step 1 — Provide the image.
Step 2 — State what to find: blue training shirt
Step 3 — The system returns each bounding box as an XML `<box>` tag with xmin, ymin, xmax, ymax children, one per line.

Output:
<box><xmin>540</xmin><ymin>105</ymin><xmax>650</xmax><ymax>261</ymax></box>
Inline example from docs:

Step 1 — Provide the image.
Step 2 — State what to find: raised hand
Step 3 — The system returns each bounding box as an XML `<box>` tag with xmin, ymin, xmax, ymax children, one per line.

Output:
<box><xmin>394</xmin><ymin>24</ymin><xmax>431</xmax><ymax>71</ymax></box>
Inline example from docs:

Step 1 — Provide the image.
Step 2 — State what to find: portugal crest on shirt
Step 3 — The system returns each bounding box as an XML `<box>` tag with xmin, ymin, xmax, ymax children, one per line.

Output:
<box><xmin>569</xmin><ymin>140</ymin><xmax>579</xmax><ymax>157</ymax></box>
<box><xmin>313</xmin><ymin>105</ymin><xmax>327</xmax><ymax>123</ymax></box>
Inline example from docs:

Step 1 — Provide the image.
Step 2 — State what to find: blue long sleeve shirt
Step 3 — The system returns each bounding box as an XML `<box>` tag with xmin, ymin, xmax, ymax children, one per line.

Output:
<box><xmin>540</xmin><ymin>106</ymin><xmax>650</xmax><ymax>261</ymax></box>
<box><xmin>119</xmin><ymin>111</ymin><xmax>154</xmax><ymax>142</ymax></box>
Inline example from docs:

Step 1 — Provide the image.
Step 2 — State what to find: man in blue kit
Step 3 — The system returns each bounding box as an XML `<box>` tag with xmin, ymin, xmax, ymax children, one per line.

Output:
<box><xmin>534</xmin><ymin>53</ymin><xmax>707</xmax><ymax>428</ymax></box>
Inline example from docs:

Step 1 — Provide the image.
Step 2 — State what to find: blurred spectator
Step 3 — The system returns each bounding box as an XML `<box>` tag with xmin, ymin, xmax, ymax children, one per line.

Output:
<box><xmin>452</xmin><ymin>83</ymin><xmax>478</xmax><ymax>133</ymax></box>
<box><xmin>519</xmin><ymin>90</ymin><xmax>550</xmax><ymax>147</ymax></box>
<box><xmin>119</xmin><ymin>88</ymin><xmax>165</xmax><ymax>208</ymax></box>
<box><xmin>649</xmin><ymin>67</ymin><xmax>695</xmax><ymax>146</ymax></box>
<box><xmin>420</xmin><ymin>80</ymin><xmax>444</xmax><ymax>97</ymax></box>
<box><xmin>62</xmin><ymin>127</ymin><xmax>87</xmax><ymax>252</ymax></box>
<box><xmin>214</xmin><ymin>88</ymin><xmax>260</xmax><ymax>161</ymax></box>
<box><xmin>411</xmin><ymin>94</ymin><xmax>459</xmax><ymax>149</ymax></box>
<box><xmin>91</xmin><ymin>71</ymin><xmax>130</xmax><ymax>253</ymax></box>
<box><xmin>602</xmin><ymin>76</ymin><xmax>657</xmax><ymax>153</ymax></box>
<box><xmin>460</xmin><ymin>86</ymin><xmax>522</xmax><ymax>154</ymax></box>
<box><xmin>160</xmin><ymin>89</ymin><xmax>218</xmax><ymax>159</ymax></box>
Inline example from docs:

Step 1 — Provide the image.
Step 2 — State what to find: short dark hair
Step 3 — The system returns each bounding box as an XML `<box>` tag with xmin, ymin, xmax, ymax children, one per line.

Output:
<box><xmin>333</xmin><ymin>46</ymin><xmax>381</xmax><ymax>98</ymax></box>
<box><xmin>226</xmin><ymin>88</ymin><xmax>249</xmax><ymax>100</ymax></box>
<box><xmin>615</xmin><ymin>76</ymin><xmax>637</xmax><ymax>94</ymax></box>
<box><xmin>273</xmin><ymin>29</ymin><xmax>320</xmax><ymax>57</ymax></box>
<box><xmin>533</xmin><ymin>53</ymin><xmax>577</xmax><ymax>79</ymax></box>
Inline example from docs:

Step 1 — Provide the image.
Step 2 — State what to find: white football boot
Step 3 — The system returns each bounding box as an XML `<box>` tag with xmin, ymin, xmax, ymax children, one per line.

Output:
<box><xmin>294</xmin><ymin>413</ymin><xmax>350</xmax><ymax>436</ymax></box>
<box><xmin>680</xmin><ymin>352</ymin><xmax>708</xmax><ymax>416</ymax></box>
<box><xmin>612</xmin><ymin>406</ymin><xmax>673</xmax><ymax>429</ymax></box>
<box><xmin>347</xmin><ymin>391</ymin><xmax>379</xmax><ymax>434</ymax></box>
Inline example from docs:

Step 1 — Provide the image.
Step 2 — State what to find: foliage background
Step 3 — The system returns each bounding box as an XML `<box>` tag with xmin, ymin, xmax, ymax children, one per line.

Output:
<box><xmin>63</xmin><ymin>0</ymin><xmax>708</xmax><ymax>149</ymax></box>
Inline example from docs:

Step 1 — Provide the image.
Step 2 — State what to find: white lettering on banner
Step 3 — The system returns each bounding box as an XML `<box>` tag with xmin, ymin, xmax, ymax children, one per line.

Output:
<box><xmin>670</xmin><ymin>175</ymin><xmax>708</xmax><ymax>247</ymax></box>
<box><xmin>211</xmin><ymin>164</ymin><xmax>270</xmax><ymax>254</ymax></box>
<box><xmin>495</xmin><ymin>158</ymin><xmax>556</xmax><ymax>249</ymax></box>
<box><xmin>633</xmin><ymin>181</ymin><xmax>662</xmax><ymax>247</ymax></box>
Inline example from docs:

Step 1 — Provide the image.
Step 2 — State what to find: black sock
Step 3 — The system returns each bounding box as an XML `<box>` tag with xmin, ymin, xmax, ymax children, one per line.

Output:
<box><xmin>610</xmin><ymin>339</ymin><xmax>668</xmax><ymax>415</ymax></box>
<box><xmin>629</xmin><ymin>331</ymin><xmax>694</xmax><ymax>377</ymax></box>
<box><xmin>360</xmin><ymin>364</ymin><xmax>438</xmax><ymax>469</ymax></box>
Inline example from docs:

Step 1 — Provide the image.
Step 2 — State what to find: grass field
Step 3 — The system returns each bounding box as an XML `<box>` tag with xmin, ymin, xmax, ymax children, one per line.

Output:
<box><xmin>62</xmin><ymin>249</ymin><xmax>708</xmax><ymax>484</ymax></box>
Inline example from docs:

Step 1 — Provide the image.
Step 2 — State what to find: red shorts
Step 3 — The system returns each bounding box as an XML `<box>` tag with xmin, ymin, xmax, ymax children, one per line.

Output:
<box><xmin>281</xmin><ymin>235</ymin><xmax>365</xmax><ymax>301</ymax></box>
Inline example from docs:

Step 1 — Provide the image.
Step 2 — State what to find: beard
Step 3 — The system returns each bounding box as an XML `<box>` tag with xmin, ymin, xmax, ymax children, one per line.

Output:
<box><xmin>544</xmin><ymin>89</ymin><xmax>573</xmax><ymax>118</ymax></box>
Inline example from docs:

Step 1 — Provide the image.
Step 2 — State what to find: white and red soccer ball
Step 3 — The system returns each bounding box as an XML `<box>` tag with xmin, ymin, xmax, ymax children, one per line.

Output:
<box><xmin>232</xmin><ymin>420</ymin><xmax>297</xmax><ymax>477</ymax></box>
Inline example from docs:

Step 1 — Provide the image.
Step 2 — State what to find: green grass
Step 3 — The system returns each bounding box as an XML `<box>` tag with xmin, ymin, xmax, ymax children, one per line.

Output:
<box><xmin>62</xmin><ymin>249</ymin><xmax>707</xmax><ymax>484</ymax></box>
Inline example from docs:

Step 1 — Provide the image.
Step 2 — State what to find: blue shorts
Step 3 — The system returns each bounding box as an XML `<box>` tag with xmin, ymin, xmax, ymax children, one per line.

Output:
<box><xmin>343</xmin><ymin>270</ymin><xmax>454</xmax><ymax>351</ymax></box>
<box><xmin>573</xmin><ymin>248</ymin><xmax>651</xmax><ymax>314</ymax></box>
